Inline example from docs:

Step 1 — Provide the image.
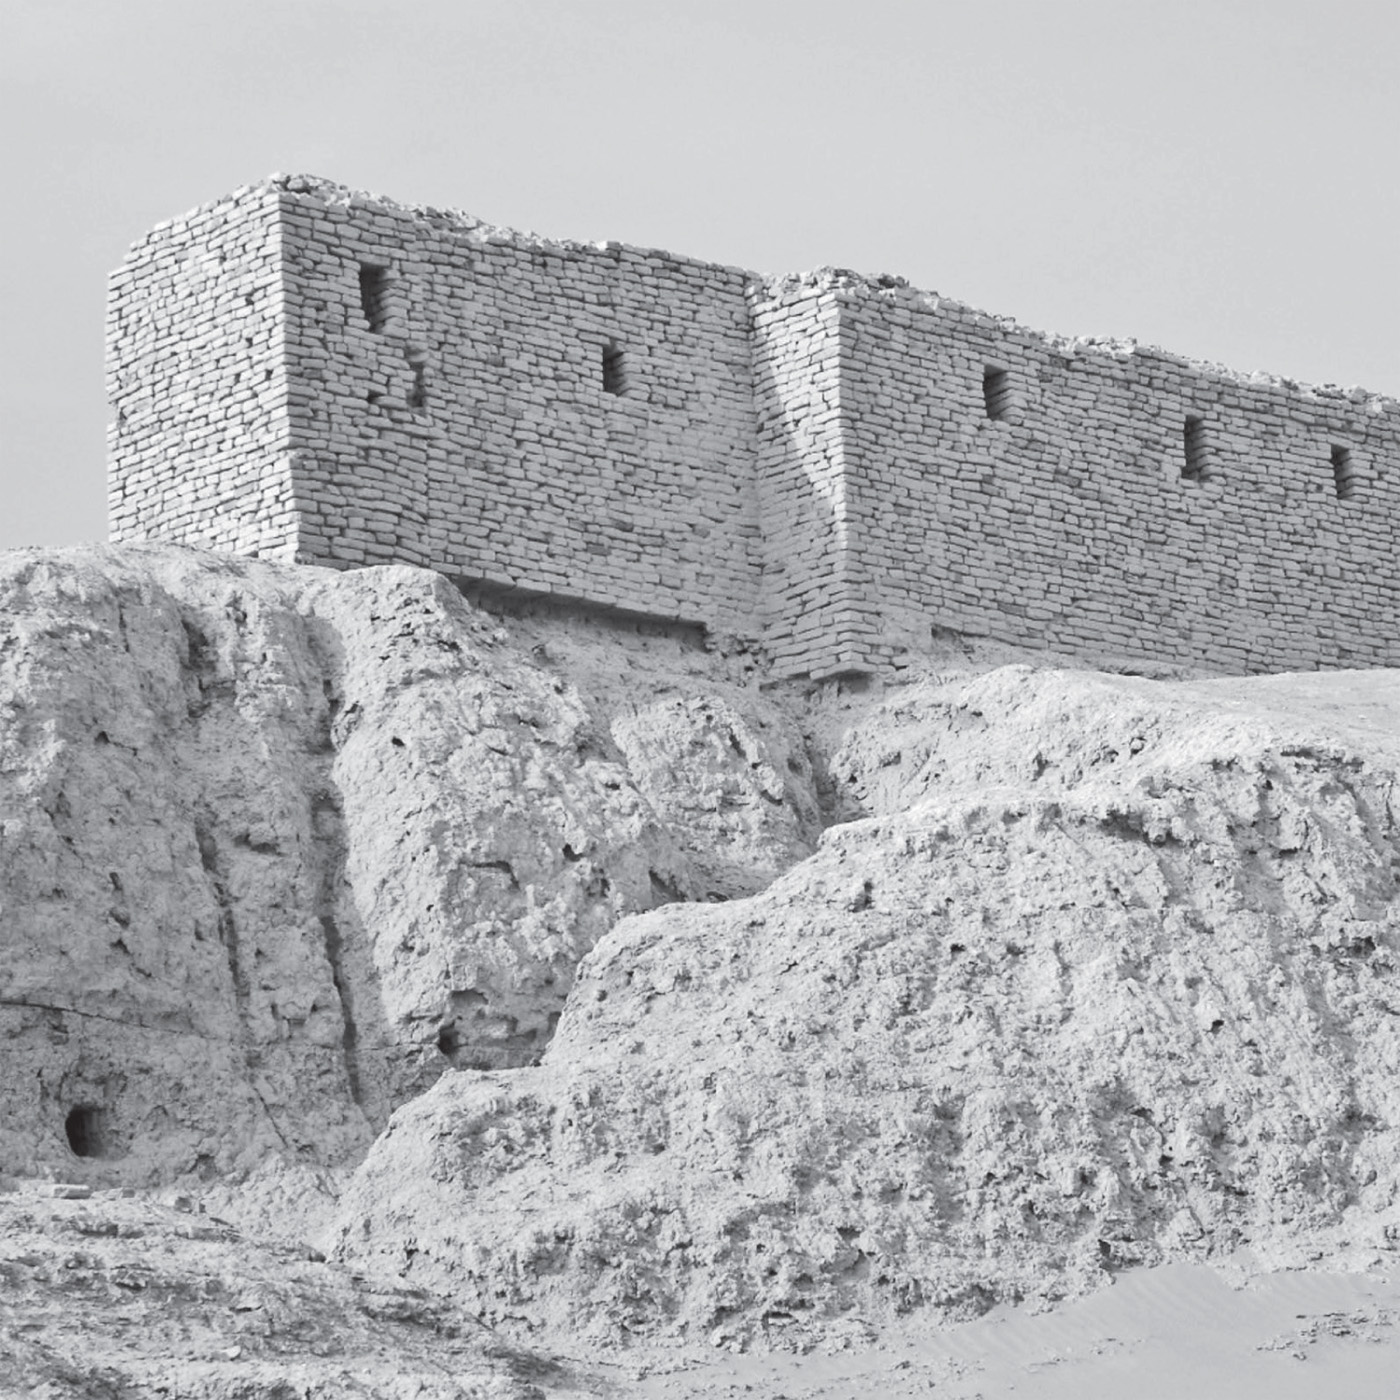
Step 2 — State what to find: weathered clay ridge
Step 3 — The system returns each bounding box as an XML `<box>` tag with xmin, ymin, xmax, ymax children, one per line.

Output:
<box><xmin>0</xmin><ymin>545</ymin><xmax>818</xmax><ymax>1190</ymax></box>
<box><xmin>333</xmin><ymin>667</ymin><xmax>1400</xmax><ymax>1349</ymax></box>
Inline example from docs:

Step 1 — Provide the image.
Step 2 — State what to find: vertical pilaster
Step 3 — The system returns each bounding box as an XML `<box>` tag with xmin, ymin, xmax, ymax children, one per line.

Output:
<box><xmin>750</xmin><ymin>277</ymin><xmax>880</xmax><ymax>677</ymax></box>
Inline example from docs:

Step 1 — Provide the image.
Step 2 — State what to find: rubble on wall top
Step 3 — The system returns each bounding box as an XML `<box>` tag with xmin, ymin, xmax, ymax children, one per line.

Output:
<box><xmin>756</xmin><ymin>266</ymin><xmax>1395</xmax><ymax>413</ymax></box>
<box><xmin>146</xmin><ymin>173</ymin><xmax>1395</xmax><ymax>415</ymax></box>
<box><xmin>269</xmin><ymin>174</ymin><xmax>751</xmax><ymax>279</ymax></box>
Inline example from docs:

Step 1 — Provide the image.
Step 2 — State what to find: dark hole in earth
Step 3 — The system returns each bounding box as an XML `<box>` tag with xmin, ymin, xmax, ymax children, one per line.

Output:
<box><xmin>65</xmin><ymin>1105</ymin><xmax>106</xmax><ymax>1158</ymax></box>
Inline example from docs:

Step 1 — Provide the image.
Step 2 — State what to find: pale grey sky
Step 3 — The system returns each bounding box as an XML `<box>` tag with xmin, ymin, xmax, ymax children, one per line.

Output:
<box><xmin>2</xmin><ymin>0</ymin><xmax>1396</xmax><ymax>549</ymax></box>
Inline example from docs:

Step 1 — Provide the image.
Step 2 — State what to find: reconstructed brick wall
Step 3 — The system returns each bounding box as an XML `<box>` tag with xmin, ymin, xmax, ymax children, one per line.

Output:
<box><xmin>108</xmin><ymin>176</ymin><xmax>1400</xmax><ymax>678</ymax></box>
<box><xmin>832</xmin><ymin>276</ymin><xmax>1400</xmax><ymax>672</ymax></box>
<box><xmin>275</xmin><ymin>180</ymin><xmax>762</xmax><ymax>632</ymax></box>
<box><xmin>107</xmin><ymin>186</ymin><xmax>298</xmax><ymax>559</ymax></box>
<box><xmin>750</xmin><ymin>281</ymin><xmax>882</xmax><ymax>677</ymax></box>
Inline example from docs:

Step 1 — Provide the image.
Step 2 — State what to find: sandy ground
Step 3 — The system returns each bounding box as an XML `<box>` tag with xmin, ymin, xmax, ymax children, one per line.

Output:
<box><xmin>6</xmin><ymin>551</ymin><xmax>1400</xmax><ymax>1397</ymax></box>
<box><xmin>10</xmin><ymin>1177</ymin><xmax>1397</xmax><ymax>1396</ymax></box>
<box><xmin>0</xmin><ymin>1181</ymin><xmax>607</xmax><ymax>1398</ymax></box>
<box><xmin>623</xmin><ymin>1257</ymin><xmax>1400</xmax><ymax>1398</ymax></box>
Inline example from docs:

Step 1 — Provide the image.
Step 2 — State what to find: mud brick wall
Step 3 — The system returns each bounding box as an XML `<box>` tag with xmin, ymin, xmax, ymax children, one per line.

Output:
<box><xmin>750</xmin><ymin>280</ymin><xmax>882</xmax><ymax>677</ymax></box>
<box><xmin>106</xmin><ymin>186</ymin><xmax>297</xmax><ymax>559</ymax></box>
<box><xmin>108</xmin><ymin>176</ymin><xmax>1400</xmax><ymax>679</ymax></box>
<box><xmin>273</xmin><ymin>180</ymin><xmax>762</xmax><ymax>632</ymax></box>
<box><xmin>834</xmin><ymin>277</ymin><xmax>1400</xmax><ymax>672</ymax></box>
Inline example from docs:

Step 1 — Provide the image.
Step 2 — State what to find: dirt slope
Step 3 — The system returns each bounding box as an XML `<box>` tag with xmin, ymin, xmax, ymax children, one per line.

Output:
<box><xmin>6</xmin><ymin>543</ymin><xmax>1400</xmax><ymax>1391</ymax></box>
<box><xmin>0</xmin><ymin>545</ymin><xmax>817</xmax><ymax>1203</ymax></box>
<box><xmin>0</xmin><ymin>1179</ymin><xmax>608</xmax><ymax>1399</ymax></box>
<box><xmin>334</xmin><ymin>666</ymin><xmax>1400</xmax><ymax>1351</ymax></box>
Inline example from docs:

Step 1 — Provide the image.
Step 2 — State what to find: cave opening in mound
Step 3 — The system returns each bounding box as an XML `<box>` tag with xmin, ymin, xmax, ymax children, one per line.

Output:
<box><xmin>64</xmin><ymin>1105</ymin><xmax>107</xmax><ymax>1158</ymax></box>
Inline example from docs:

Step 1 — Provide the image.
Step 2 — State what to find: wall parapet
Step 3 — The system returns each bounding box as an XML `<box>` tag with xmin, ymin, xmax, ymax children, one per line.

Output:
<box><xmin>108</xmin><ymin>176</ymin><xmax>1400</xmax><ymax>678</ymax></box>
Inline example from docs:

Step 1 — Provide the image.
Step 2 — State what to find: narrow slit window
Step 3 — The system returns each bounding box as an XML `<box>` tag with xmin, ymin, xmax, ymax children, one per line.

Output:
<box><xmin>358</xmin><ymin>264</ymin><xmax>389</xmax><ymax>333</ymax></box>
<box><xmin>982</xmin><ymin>366</ymin><xmax>1013</xmax><ymax>421</ymax></box>
<box><xmin>406</xmin><ymin>349</ymin><xmax>428</xmax><ymax>410</ymax></box>
<box><xmin>1182</xmin><ymin>414</ymin><xmax>1209</xmax><ymax>481</ymax></box>
<box><xmin>1330</xmin><ymin>444</ymin><xmax>1357</xmax><ymax>501</ymax></box>
<box><xmin>602</xmin><ymin>341</ymin><xmax>627</xmax><ymax>396</ymax></box>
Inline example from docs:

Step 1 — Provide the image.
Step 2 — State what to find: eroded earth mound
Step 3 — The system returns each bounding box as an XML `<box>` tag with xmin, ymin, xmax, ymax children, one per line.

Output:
<box><xmin>333</xmin><ymin>667</ymin><xmax>1400</xmax><ymax>1350</ymax></box>
<box><xmin>5</xmin><ymin>544</ymin><xmax>1400</xmax><ymax>1390</ymax></box>
<box><xmin>0</xmin><ymin>545</ymin><xmax>817</xmax><ymax>1199</ymax></box>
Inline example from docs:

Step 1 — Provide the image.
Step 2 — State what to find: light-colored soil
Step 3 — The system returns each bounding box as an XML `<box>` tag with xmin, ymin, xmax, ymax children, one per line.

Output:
<box><xmin>6</xmin><ymin>1178</ymin><xmax>1397</xmax><ymax>1398</ymax></box>
<box><xmin>334</xmin><ymin>664</ymin><xmax>1400</xmax><ymax>1351</ymax></box>
<box><xmin>0</xmin><ymin>545</ymin><xmax>818</xmax><ymax>1197</ymax></box>
<box><xmin>0</xmin><ymin>1180</ymin><xmax>619</xmax><ymax>1398</ymax></box>
<box><xmin>630</xmin><ymin>1256</ymin><xmax>1400</xmax><ymax>1398</ymax></box>
<box><xmin>4</xmin><ymin>544</ymin><xmax>1399</xmax><ymax>1396</ymax></box>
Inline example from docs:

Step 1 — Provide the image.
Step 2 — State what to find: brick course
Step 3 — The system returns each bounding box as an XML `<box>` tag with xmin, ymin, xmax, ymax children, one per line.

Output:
<box><xmin>108</xmin><ymin>177</ymin><xmax>1400</xmax><ymax>677</ymax></box>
